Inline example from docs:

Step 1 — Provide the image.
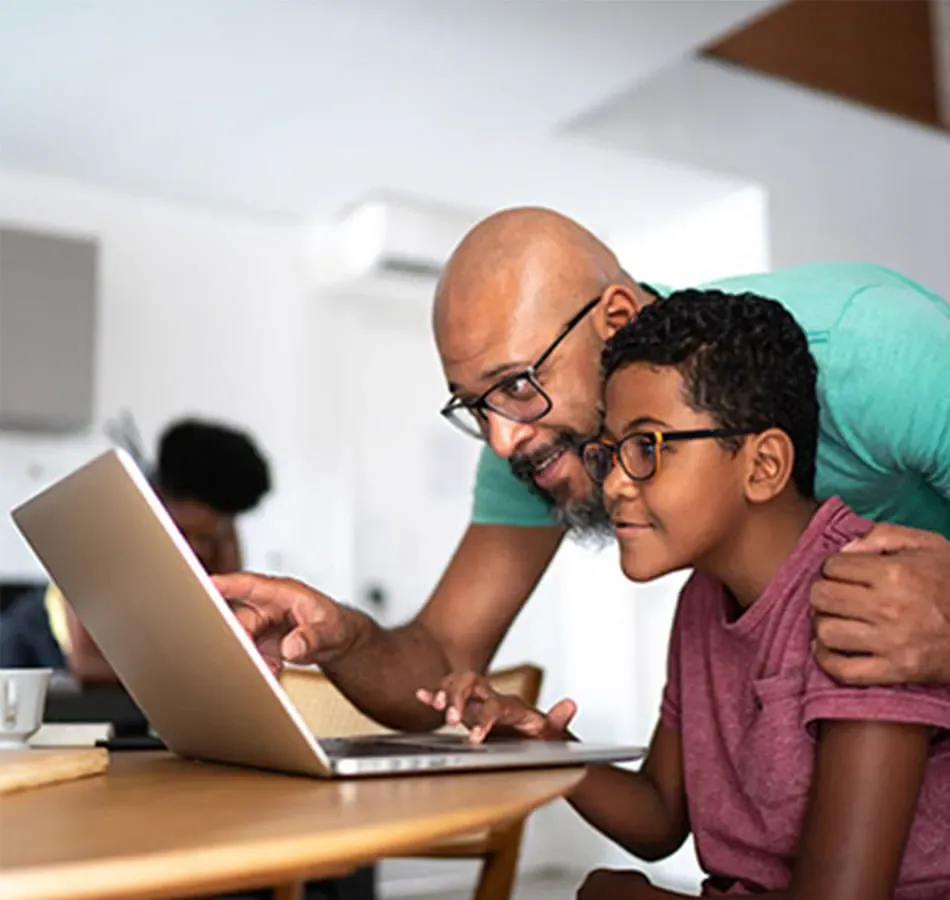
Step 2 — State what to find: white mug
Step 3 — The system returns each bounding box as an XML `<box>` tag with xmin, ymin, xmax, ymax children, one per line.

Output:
<box><xmin>0</xmin><ymin>668</ymin><xmax>52</xmax><ymax>748</ymax></box>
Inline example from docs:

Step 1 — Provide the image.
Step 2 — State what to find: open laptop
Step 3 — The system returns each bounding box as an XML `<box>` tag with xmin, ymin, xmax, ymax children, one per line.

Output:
<box><xmin>11</xmin><ymin>449</ymin><xmax>645</xmax><ymax>778</ymax></box>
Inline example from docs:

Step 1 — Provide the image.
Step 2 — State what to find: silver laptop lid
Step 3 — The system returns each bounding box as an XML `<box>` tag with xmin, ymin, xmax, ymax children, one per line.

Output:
<box><xmin>11</xmin><ymin>449</ymin><xmax>329</xmax><ymax>777</ymax></box>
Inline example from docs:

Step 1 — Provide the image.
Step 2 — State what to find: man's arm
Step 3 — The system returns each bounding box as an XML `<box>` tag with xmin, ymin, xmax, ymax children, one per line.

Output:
<box><xmin>217</xmin><ymin>443</ymin><xmax>564</xmax><ymax>730</ymax></box>
<box><xmin>322</xmin><ymin>522</ymin><xmax>563</xmax><ymax>729</ymax></box>
<box><xmin>811</xmin><ymin>284</ymin><xmax>950</xmax><ymax>685</ymax></box>
<box><xmin>217</xmin><ymin>522</ymin><xmax>562</xmax><ymax>731</ymax></box>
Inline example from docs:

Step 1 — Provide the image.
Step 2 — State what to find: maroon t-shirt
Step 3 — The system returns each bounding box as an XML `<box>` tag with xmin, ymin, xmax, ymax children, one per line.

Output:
<box><xmin>661</xmin><ymin>498</ymin><xmax>950</xmax><ymax>898</ymax></box>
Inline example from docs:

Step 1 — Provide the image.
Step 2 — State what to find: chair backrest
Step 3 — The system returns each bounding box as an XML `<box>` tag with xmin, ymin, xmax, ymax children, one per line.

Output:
<box><xmin>280</xmin><ymin>663</ymin><xmax>543</xmax><ymax>738</ymax></box>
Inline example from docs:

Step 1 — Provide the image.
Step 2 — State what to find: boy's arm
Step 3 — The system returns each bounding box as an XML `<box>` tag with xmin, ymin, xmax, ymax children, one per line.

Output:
<box><xmin>425</xmin><ymin>572</ymin><xmax>691</xmax><ymax>860</ymax></box>
<box><xmin>568</xmin><ymin>723</ymin><xmax>689</xmax><ymax>861</ymax></box>
<box><xmin>571</xmin><ymin>575</ymin><xmax>692</xmax><ymax>861</ymax></box>
<box><xmin>418</xmin><ymin>678</ymin><xmax>690</xmax><ymax>860</ymax></box>
<box><xmin>579</xmin><ymin>720</ymin><xmax>929</xmax><ymax>900</ymax></box>
<box><xmin>785</xmin><ymin>718</ymin><xmax>929</xmax><ymax>899</ymax></box>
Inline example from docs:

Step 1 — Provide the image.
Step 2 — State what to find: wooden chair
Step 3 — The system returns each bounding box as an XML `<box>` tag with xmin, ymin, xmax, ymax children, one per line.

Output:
<box><xmin>278</xmin><ymin>663</ymin><xmax>544</xmax><ymax>900</ymax></box>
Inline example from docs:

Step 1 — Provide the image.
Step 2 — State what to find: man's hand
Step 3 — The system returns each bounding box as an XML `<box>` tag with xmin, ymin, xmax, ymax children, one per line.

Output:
<box><xmin>577</xmin><ymin>868</ymin><xmax>653</xmax><ymax>899</ymax></box>
<box><xmin>212</xmin><ymin>573</ymin><xmax>364</xmax><ymax>674</ymax></box>
<box><xmin>812</xmin><ymin>523</ymin><xmax>950</xmax><ymax>685</ymax></box>
<box><xmin>416</xmin><ymin>670</ymin><xmax>576</xmax><ymax>743</ymax></box>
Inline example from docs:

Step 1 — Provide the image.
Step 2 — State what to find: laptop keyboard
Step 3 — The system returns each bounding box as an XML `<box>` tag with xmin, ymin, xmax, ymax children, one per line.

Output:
<box><xmin>321</xmin><ymin>737</ymin><xmax>487</xmax><ymax>758</ymax></box>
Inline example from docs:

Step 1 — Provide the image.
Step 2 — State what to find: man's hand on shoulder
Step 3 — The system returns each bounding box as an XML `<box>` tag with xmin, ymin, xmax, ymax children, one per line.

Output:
<box><xmin>812</xmin><ymin>523</ymin><xmax>950</xmax><ymax>685</ymax></box>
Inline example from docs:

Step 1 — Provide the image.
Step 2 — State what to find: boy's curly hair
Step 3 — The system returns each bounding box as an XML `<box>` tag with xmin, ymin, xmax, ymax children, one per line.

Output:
<box><xmin>602</xmin><ymin>289</ymin><xmax>819</xmax><ymax>497</ymax></box>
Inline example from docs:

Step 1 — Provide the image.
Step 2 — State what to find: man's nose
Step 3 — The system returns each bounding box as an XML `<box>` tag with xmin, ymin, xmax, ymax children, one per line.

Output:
<box><xmin>485</xmin><ymin>412</ymin><xmax>536</xmax><ymax>459</ymax></box>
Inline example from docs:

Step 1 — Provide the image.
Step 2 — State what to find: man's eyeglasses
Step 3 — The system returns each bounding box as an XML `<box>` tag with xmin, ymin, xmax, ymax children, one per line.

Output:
<box><xmin>580</xmin><ymin>428</ymin><xmax>757</xmax><ymax>484</ymax></box>
<box><xmin>440</xmin><ymin>295</ymin><xmax>603</xmax><ymax>439</ymax></box>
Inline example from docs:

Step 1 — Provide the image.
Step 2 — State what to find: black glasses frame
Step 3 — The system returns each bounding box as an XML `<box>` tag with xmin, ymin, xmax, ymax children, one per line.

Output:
<box><xmin>581</xmin><ymin>427</ymin><xmax>758</xmax><ymax>484</ymax></box>
<box><xmin>440</xmin><ymin>295</ymin><xmax>603</xmax><ymax>438</ymax></box>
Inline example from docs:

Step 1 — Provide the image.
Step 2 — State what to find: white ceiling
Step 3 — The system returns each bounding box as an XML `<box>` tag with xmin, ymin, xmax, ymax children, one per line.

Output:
<box><xmin>0</xmin><ymin>0</ymin><xmax>777</xmax><ymax>233</ymax></box>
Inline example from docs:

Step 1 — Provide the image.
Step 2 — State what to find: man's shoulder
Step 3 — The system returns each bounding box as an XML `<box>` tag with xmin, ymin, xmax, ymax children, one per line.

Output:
<box><xmin>471</xmin><ymin>445</ymin><xmax>556</xmax><ymax>527</ymax></box>
<box><xmin>698</xmin><ymin>262</ymin><xmax>938</xmax><ymax>334</ymax></box>
<box><xmin>700</xmin><ymin>261</ymin><xmax>913</xmax><ymax>294</ymax></box>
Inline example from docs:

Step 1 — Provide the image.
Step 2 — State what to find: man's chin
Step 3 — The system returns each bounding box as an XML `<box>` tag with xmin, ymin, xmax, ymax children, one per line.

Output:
<box><xmin>552</xmin><ymin>493</ymin><xmax>614</xmax><ymax>547</ymax></box>
<box><xmin>510</xmin><ymin>455</ymin><xmax>612</xmax><ymax>544</ymax></box>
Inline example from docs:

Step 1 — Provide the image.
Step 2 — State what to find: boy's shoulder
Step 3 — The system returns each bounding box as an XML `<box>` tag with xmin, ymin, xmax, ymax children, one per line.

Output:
<box><xmin>805</xmin><ymin>498</ymin><xmax>874</xmax><ymax>560</ymax></box>
<box><xmin>675</xmin><ymin>569</ymin><xmax>726</xmax><ymax>621</ymax></box>
<box><xmin>676</xmin><ymin>499</ymin><xmax>872</xmax><ymax>610</ymax></box>
<box><xmin>680</xmin><ymin>569</ymin><xmax>721</xmax><ymax>596</ymax></box>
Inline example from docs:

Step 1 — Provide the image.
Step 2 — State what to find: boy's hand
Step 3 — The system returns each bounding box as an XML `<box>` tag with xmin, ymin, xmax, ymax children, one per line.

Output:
<box><xmin>416</xmin><ymin>670</ymin><xmax>577</xmax><ymax>743</ymax></box>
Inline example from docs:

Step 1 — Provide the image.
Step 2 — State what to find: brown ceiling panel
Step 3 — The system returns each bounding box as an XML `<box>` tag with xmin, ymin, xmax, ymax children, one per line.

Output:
<box><xmin>706</xmin><ymin>0</ymin><xmax>942</xmax><ymax>130</ymax></box>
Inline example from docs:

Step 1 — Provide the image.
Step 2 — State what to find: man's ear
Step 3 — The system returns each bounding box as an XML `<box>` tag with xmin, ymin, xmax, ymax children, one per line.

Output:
<box><xmin>597</xmin><ymin>284</ymin><xmax>650</xmax><ymax>340</ymax></box>
<box><xmin>744</xmin><ymin>429</ymin><xmax>796</xmax><ymax>504</ymax></box>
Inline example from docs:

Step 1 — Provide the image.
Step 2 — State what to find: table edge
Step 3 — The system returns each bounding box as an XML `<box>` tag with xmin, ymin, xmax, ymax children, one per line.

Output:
<box><xmin>0</xmin><ymin>766</ymin><xmax>585</xmax><ymax>900</ymax></box>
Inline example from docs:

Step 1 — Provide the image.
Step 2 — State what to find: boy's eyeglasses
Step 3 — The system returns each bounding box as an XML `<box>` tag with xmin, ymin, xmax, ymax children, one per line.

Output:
<box><xmin>440</xmin><ymin>295</ymin><xmax>603</xmax><ymax>439</ymax></box>
<box><xmin>580</xmin><ymin>428</ymin><xmax>757</xmax><ymax>484</ymax></box>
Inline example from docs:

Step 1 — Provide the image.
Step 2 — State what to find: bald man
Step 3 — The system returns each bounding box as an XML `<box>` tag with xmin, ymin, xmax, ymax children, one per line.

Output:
<box><xmin>216</xmin><ymin>208</ymin><xmax>950</xmax><ymax>731</ymax></box>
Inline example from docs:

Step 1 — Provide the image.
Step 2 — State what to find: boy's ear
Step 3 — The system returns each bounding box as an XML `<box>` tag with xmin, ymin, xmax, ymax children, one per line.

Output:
<box><xmin>743</xmin><ymin>429</ymin><xmax>795</xmax><ymax>503</ymax></box>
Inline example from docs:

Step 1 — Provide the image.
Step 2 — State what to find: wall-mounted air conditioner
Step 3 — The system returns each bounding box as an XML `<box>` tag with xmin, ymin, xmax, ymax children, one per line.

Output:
<box><xmin>305</xmin><ymin>192</ymin><xmax>484</xmax><ymax>290</ymax></box>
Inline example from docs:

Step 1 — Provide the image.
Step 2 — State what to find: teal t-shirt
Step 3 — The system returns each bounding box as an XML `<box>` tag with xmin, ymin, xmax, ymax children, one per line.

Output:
<box><xmin>470</xmin><ymin>262</ymin><xmax>950</xmax><ymax>539</ymax></box>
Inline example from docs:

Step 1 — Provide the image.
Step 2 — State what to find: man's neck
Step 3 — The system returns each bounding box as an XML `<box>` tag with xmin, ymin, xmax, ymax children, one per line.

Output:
<box><xmin>702</xmin><ymin>494</ymin><xmax>821</xmax><ymax>609</ymax></box>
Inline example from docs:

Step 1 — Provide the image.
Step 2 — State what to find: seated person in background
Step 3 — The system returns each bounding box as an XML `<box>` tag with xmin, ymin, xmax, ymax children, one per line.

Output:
<box><xmin>0</xmin><ymin>417</ymin><xmax>271</xmax><ymax>679</ymax></box>
<box><xmin>0</xmin><ymin>580</ymin><xmax>67</xmax><ymax>670</ymax></box>
<box><xmin>61</xmin><ymin>416</ymin><xmax>272</xmax><ymax>683</ymax></box>
<box><xmin>420</xmin><ymin>291</ymin><xmax>950</xmax><ymax>900</ymax></box>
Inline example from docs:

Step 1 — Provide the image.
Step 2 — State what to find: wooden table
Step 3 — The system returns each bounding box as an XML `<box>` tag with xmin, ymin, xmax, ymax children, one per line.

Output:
<box><xmin>0</xmin><ymin>752</ymin><xmax>585</xmax><ymax>900</ymax></box>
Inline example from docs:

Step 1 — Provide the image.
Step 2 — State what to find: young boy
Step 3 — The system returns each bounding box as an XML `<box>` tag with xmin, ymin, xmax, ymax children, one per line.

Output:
<box><xmin>417</xmin><ymin>290</ymin><xmax>950</xmax><ymax>899</ymax></box>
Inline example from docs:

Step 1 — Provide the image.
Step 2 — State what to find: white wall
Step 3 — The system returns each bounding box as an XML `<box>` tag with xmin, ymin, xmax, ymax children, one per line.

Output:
<box><xmin>0</xmin><ymin>166</ymin><xmax>354</xmax><ymax>598</ymax></box>
<box><xmin>571</xmin><ymin>57</ymin><xmax>950</xmax><ymax>297</ymax></box>
<box><xmin>614</xmin><ymin>186</ymin><xmax>771</xmax><ymax>288</ymax></box>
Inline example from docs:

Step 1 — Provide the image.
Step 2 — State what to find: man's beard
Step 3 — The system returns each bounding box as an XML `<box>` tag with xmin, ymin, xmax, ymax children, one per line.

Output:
<box><xmin>509</xmin><ymin>433</ymin><xmax>613</xmax><ymax>546</ymax></box>
<box><xmin>553</xmin><ymin>483</ymin><xmax>613</xmax><ymax>546</ymax></box>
